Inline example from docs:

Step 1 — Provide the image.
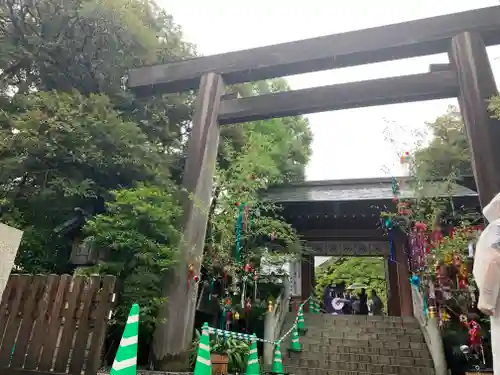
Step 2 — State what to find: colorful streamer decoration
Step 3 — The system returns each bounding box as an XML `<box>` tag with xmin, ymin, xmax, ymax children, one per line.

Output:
<box><xmin>234</xmin><ymin>202</ymin><xmax>245</xmax><ymax>262</ymax></box>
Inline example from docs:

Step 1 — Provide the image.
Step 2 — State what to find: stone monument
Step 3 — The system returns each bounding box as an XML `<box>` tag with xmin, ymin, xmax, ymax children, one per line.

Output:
<box><xmin>0</xmin><ymin>223</ymin><xmax>23</xmax><ymax>300</ymax></box>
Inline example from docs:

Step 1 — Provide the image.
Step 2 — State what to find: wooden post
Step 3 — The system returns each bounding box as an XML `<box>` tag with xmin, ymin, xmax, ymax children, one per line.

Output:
<box><xmin>450</xmin><ymin>32</ymin><xmax>500</xmax><ymax>208</ymax></box>
<box><xmin>151</xmin><ymin>73</ymin><xmax>225</xmax><ymax>370</ymax></box>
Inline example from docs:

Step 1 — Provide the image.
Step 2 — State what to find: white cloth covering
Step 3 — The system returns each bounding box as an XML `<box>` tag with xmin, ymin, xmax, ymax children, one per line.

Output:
<box><xmin>473</xmin><ymin>192</ymin><xmax>500</xmax><ymax>374</ymax></box>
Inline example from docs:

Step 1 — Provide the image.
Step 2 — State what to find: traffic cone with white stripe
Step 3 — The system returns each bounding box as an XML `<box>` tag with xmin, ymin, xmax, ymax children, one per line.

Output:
<box><xmin>193</xmin><ymin>322</ymin><xmax>212</xmax><ymax>375</ymax></box>
<box><xmin>308</xmin><ymin>298</ymin><xmax>315</xmax><ymax>314</ymax></box>
<box><xmin>245</xmin><ymin>334</ymin><xmax>259</xmax><ymax>375</ymax></box>
<box><xmin>111</xmin><ymin>304</ymin><xmax>139</xmax><ymax>375</ymax></box>
<box><xmin>297</xmin><ymin>305</ymin><xmax>307</xmax><ymax>335</ymax></box>
<box><xmin>314</xmin><ymin>299</ymin><xmax>321</xmax><ymax>314</ymax></box>
<box><xmin>288</xmin><ymin>324</ymin><xmax>301</xmax><ymax>353</ymax></box>
<box><xmin>272</xmin><ymin>343</ymin><xmax>284</xmax><ymax>374</ymax></box>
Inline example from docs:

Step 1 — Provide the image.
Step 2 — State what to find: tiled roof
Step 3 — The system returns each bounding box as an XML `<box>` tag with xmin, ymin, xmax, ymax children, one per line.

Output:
<box><xmin>264</xmin><ymin>176</ymin><xmax>478</xmax><ymax>203</ymax></box>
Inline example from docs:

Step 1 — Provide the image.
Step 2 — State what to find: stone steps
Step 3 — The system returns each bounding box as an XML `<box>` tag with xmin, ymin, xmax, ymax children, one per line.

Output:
<box><xmin>287</xmin><ymin>354</ymin><xmax>433</xmax><ymax>368</ymax></box>
<box><xmin>283</xmin><ymin>364</ymin><xmax>434</xmax><ymax>375</ymax></box>
<box><xmin>288</xmin><ymin>314</ymin><xmax>421</xmax><ymax>329</ymax></box>
<box><xmin>288</xmin><ymin>337</ymin><xmax>427</xmax><ymax>350</ymax></box>
<box><xmin>280</xmin><ymin>313</ymin><xmax>434</xmax><ymax>375</ymax></box>
<box><xmin>286</xmin><ymin>343</ymin><xmax>431</xmax><ymax>359</ymax></box>
<box><xmin>285</xmin><ymin>330</ymin><xmax>424</xmax><ymax>342</ymax></box>
<box><xmin>297</xmin><ymin>325</ymin><xmax>422</xmax><ymax>335</ymax></box>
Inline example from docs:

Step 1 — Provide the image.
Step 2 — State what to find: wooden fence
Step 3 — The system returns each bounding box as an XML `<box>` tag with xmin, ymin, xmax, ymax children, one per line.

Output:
<box><xmin>0</xmin><ymin>274</ymin><xmax>116</xmax><ymax>375</ymax></box>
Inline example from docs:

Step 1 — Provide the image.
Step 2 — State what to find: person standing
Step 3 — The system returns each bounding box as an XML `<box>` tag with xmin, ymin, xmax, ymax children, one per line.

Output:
<box><xmin>370</xmin><ymin>290</ymin><xmax>384</xmax><ymax>315</ymax></box>
<box><xmin>358</xmin><ymin>288</ymin><xmax>368</xmax><ymax>315</ymax></box>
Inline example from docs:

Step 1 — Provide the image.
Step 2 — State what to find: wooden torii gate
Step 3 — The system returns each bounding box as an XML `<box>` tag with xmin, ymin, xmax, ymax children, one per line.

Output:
<box><xmin>128</xmin><ymin>6</ymin><xmax>500</xmax><ymax>370</ymax></box>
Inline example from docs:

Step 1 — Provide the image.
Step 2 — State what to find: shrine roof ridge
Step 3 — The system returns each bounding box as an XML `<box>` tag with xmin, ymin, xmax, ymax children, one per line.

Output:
<box><xmin>264</xmin><ymin>176</ymin><xmax>478</xmax><ymax>203</ymax></box>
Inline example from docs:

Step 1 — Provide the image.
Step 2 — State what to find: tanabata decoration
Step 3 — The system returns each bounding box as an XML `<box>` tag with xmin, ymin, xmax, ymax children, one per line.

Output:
<box><xmin>187</xmin><ymin>263</ymin><xmax>195</xmax><ymax>288</ymax></box>
<box><xmin>234</xmin><ymin>202</ymin><xmax>245</xmax><ymax>262</ymax></box>
<box><xmin>400</xmin><ymin>151</ymin><xmax>410</xmax><ymax>164</ymax></box>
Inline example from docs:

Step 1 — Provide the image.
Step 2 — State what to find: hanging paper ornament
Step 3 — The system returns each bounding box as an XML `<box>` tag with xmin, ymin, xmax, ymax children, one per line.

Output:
<box><xmin>444</xmin><ymin>253</ymin><xmax>453</xmax><ymax>265</ymax></box>
<box><xmin>391</xmin><ymin>177</ymin><xmax>400</xmax><ymax>197</ymax></box>
<box><xmin>253</xmin><ymin>270</ymin><xmax>258</xmax><ymax>300</ymax></box>
<box><xmin>440</xmin><ymin>309</ymin><xmax>451</xmax><ymax>326</ymax></box>
<box><xmin>243</xmin><ymin>204</ymin><xmax>250</xmax><ymax>232</ymax></box>
<box><xmin>397</xmin><ymin>201</ymin><xmax>410</xmax><ymax>216</ymax></box>
<box><xmin>234</xmin><ymin>202</ymin><xmax>245</xmax><ymax>262</ymax></box>
<box><xmin>209</xmin><ymin>277</ymin><xmax>215</xmax><ymax>300</ymax></box>
<box><xmin>460</xmin><ymin>263</ymin><xmax>468</xmax><ymax>278</ymax></box>
<box><xmin>415</xmin><ymin>221</ymin><xmax>427</xmax><ymax>232</ymax></box>
<box><xmin>467</xmin><ymin>320</ymin><xmax>482</xmax><ymax>351</ymax></box>
<box><xmin>410</xmin><ymin>274</ymin><xmax>420</xmax><ymax>288</ymax></box>
<box><xmin>400</xmin><ymin>151</ymin><xmax>410</xmax><ymax>164</ymax></box>
<box><xmin>187</xmin><ymin>263</ymin><xmax>195</xmax><ymax>288</ymax></box>
<box><xmin>458</xmin><ymin>276</ymin><xmax>468</xmax><ymax>289</ymax></box>
<box><xmin>234</xmin><ymin>311</ymin><xmax>240</xmax><ymax>320</ymax></box>
<box><xmin>468</xmin><ymin>241</ymin><xmax>475</xmax><ymax>258</ymax></box>
<box><xmin>245</xmin><ymin>297</ymin><xmax>252</xmax><ymax>313</ymax></box>
<box><xmin>241</xmin><ymin>275</ymin><xmax>248</xmax><ymax>308</ymax></box>
<box><xmin>244</xmin><ymin>263</ymin><xmax>252</xmax><ymax>273</ymax></box>
<box><xmin>226</xmin><ymin>310</ymin><xmax>232</xmax><ymax>330</ymax></box>
<box><xmin>429</xmin><ymin>282</ymin><xmax>436</xmax><ymax>299</ymax></box>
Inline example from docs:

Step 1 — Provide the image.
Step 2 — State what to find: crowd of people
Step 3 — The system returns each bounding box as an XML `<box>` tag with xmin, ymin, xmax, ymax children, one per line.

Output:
<box><xmin>322</xmin><ymin>283</ymin><xmax>384</xmax><ymax>315</ymax></box>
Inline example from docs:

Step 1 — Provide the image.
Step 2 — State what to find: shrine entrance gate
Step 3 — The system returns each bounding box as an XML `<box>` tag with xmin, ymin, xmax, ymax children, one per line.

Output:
<box><xmin>127</xmin><ymin>5</ymin><xmax>500</xmax><ymax>365</ymax></box>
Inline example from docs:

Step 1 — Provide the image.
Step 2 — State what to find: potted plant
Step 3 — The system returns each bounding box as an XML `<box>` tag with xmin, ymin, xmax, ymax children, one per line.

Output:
<box><xmin>210</xmin><ymin>337</ymin><xmax>230</xmax><ymax>375</ymax></box>
<box><xmin>210</xmin><ymin>337</ymin><xmax>250</xmax><ymax>375</ymax></box>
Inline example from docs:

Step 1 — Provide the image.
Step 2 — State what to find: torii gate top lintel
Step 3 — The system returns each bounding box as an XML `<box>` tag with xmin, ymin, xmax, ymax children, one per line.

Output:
<box><xmin>128</xmin><ymin>6</ymin><xmax>500</xmax><ymax>95</ymax></box>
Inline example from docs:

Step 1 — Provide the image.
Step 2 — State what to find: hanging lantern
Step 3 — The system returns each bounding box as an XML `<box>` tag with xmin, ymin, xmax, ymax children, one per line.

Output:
<box><xmin>234</xmin><ymin>311</ymin><xmax>240</xmax><ymax>320</ymax></box>
<box><xmin>453</xmin><ymin>254</ymin><xmax>462</xmax><ymax>268</ymax></box>
<box><xmin>244</xmin><ymin>263</ymin><xmax>252</xmax><ymax>273</ymax></box>
<box><xmin>268</xmin><ymin>300</ymin><xmax>274</xmax><ymax>312</ymax></box>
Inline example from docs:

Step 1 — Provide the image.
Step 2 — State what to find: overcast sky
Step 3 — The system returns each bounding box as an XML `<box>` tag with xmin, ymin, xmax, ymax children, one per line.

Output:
<box><xmin>158</xmin><ymin>0</ymin><xmax>500</xmax><ymax>183</ymax></box>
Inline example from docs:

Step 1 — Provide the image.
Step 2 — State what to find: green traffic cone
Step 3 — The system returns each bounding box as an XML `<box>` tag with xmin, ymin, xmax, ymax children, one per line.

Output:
<box><xmin>288</xmin><ymin>324</ymin><xmax>301</xmax><ymax>353</ymax></box>
<box><xmin>308</xmin><ymin>298</ymin><xmax>314</xmax><ymax>313</ymax></box>
<box><xmin>314</xmin><ymin>299</ymin><xmax>321</xmax><ymax>314</ymax></box>
<box><xmin>111</xmin><ymin>304</ymin><xmax>139</xmax><ymax>375</ymax></box>
<box><xmin>297</xmin><ymin>305</ymin><xmax>307</xmax><ymax>335</ymax></box>
<box><xmin>194</xmin><ymin>322</ymin><xmax>212</xmax><ymax>375</ymax></box>
<box><xmin>245</xmin><ymin>334</ymin><xmax>260</xmax><ymax>375</ymax></box>
<box><xmin>272</xmin><ymin>343</ymin><xmax>284</xmax><ymax>374</ymax></box>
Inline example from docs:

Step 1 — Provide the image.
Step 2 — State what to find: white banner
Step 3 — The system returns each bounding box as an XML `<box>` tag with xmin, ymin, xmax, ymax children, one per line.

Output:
<box><xmin>289</xmin><ymin>260</ymin><xmax>302</xmax><ymax>297</ymax></box>
<box><xmin>0</xmin><ymin>223</ymin><xmax>24</xmax><ymax>300</ymax></box>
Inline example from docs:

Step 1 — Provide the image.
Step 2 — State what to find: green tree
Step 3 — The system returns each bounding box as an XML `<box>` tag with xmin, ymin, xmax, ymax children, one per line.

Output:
<box><xmin>0</xmin><ymin>90</ymin><xmax>171</xmax><ymax>272</ymax></box>
<box><xmin>82</xmin><ymin>184</ymin><xmax>181</xmax><ymax>343</ymax></box>
<box><xmin>413</xmin><ymin>105</ymin><xmax>472</xmax><ymax>180</ymax></box>
<box><xmin>315</xmin><ymin>257</ymin><xmax>387</xmax><ymax>308</ymax></box>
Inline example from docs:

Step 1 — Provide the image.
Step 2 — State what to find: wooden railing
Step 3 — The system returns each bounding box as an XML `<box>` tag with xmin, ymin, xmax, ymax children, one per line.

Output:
<box><xmin>263</xmin><ymin>277</ymin><xmax>290</xmax><ymax>366</ymax></box>
<box><xmin>411</xmin><ymin>284</ymin><xmax>447</xmax><ymax>375</ymax></box>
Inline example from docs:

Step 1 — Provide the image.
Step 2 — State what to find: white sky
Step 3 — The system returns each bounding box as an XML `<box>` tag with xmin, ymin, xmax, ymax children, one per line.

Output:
<box><xmin>159</xmin><ymin>0</ymin><xmax>500</xmax><ymax>181</ymax></box>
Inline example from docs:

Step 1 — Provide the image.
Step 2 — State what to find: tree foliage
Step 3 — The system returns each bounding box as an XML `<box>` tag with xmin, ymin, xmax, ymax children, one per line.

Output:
<box><xmin>82</xmin><ymin>184</ymin><xmax>181</xmax><ymax>338</ymax></box>
<box><xmin>0</xmin><ymin>90</ymin><xmax>170</xmax><ymax>272</ymax></box>
<box><xmin>413</xmin><ymin>105</ymin><xmax>472</xmax><ymax>180</ymax></box>
<box><xmin>315</xmin><ymin>257</ymin><xmax>387</xmax><ymax>307</ymax></box>
<box><xmin>0</xmin><ymin>0</ymin><xmax>313</xmax><ymax>364</ymax></box>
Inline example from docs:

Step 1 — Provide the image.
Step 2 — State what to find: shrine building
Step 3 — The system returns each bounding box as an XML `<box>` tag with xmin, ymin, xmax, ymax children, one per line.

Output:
<box><xmin>264</xmin><ymin>176</ymin><xmax>479</xmax><ymax>316</ymax></box>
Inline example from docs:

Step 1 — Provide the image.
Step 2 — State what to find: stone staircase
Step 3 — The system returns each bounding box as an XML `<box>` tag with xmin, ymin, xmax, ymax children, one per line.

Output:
<box><xmin>279</xmin><ymin>313</ymin><xmax>435</xmax><ymax>375</ymax></box>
